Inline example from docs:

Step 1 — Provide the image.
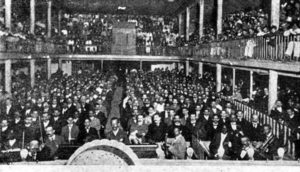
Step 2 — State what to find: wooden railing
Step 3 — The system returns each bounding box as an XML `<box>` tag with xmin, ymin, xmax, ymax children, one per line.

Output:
<box><xmin>222</xmin><ymin>96</ymin><xmax>300</xmax><ymax>159</ymax></box>
<box><xmin>0</xmin><ymin>37</ymin><xmax>67</xmax><ymax>54</ymax></box>
<box><xmin>190</xmin><ymin>33</ymin><xmax>300</xmax><ymax>62</ymax></box>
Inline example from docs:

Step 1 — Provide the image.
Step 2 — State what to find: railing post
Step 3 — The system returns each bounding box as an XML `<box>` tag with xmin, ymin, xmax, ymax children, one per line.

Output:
<box><xmin>30</xmin><ymin>59</ymin><xmax>35</xmax><ymax>88</ymax></box>
<box><xmin>30</xmin><ymin>0</ymin><xmax>35</xmax><ymax>34</ymax></box>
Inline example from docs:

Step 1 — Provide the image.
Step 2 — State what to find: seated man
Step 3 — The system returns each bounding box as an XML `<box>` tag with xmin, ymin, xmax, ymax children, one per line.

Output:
<box><xmin>239</xmin><ymin>136</ymin><xmax>255</xmax><ymax>160</ymax></box>
<box><xmin>61</xmin><ymin>116</ymin><xmax>80</xmax><ymax>144</ymax></box>
<box><xmin>106</xmin><ymin>117</ymin><xmax>129</xmax><ymax>144</ymax></box>
<box><xmin>41</xmin><ymin>126</ymin><xmax>66</xmax><ymax>160</ymax></box>
<box><xmin>209</xmin><ymin>125</ymin><xmax>231</xmax><ymax>160</ymax></box>
<box><xmin>129</xmin><ymin>114</ymin><xmax>148</xmax><ymax>144</ymax></box>
<box><xmin>166</xmin><ymin>126</ymin><xmax>187</xmax><ymax>159</ymax></box>
<box><xmin>78</xmin><ymin>118</ymin><xmax>98</xmax><ymax>144</ymax></box>
<box><xmin>146</xmin><ymin>114</ymin><xmax>167</xmax><ymax>144</ymax></box>
<box><xmin>3</xmin><ymin>130</ymin><xmax>21</xmax><ymax>150</ymax></box>
<box><xmin>254</xmin><ymin>124</ymin><xmax>280</xmax><ymax>160</ymax></box>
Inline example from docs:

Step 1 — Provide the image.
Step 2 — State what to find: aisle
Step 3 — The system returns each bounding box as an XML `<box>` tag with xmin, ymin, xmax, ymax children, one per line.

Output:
<box><xmin>105</xmin><ymin>86</ymin><xmax>124</xmax><ymax>132</ymax></box>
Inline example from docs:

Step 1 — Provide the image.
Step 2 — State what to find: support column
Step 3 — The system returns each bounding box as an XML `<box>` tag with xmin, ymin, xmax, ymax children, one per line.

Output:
<box><xmin>268</xmin><ymin>70</ymin><xmax>278</xmax><ymax>114</ymax></box>
<box><xmin>30</xmin><ymin>59</ymin><xmax>35</xmax><ymax>88</ymax></box>
<box><xmin>250</xmin><ymin>71</ymin><xmax>253</xmax><ymax>99</ymax></box>
<box><xmin>198</xmin><ymin>62</ymin><xmax>203</xmax><ymax>78</ymax></box>
<box><xmin>5</xmin><ymin>0</ymin><xmax>11</xmax><ymax>31</ymax></box>
<box><xmin>186</xmin><ymin>7</ymin><xmax>190</xmax><ymax>41</ymax></box>
<box><xmin>199</xmin><ymin>0</ymin><xmax>204</xmax><ymax>38</ymax></box>
<box><xmin>140</xmin><ymin>60</ymin><xmax>143</xmax><ymax>71</ymax></box>
<box><xmin>101</xmin><ymin>60</ymin><xmax>104</xmax><ymax>72</ymax></box>
<box><xmin>185</xmin><ymin>60</ymin><xmax>190</xmax><ymax>76</ymax></box>
<box><xmin>47</xmin><ymin>0</ymin><xmax>52</xmax><ymax>38</ymax></box>
<box><xmin>30</xmin><ymin>0</ymin><xmax>35</xmax><ymax>34</ymax></box>
<box><xmin>216</xmin><ymin>64</ymin><xmax>222</xmax><ymax>92</ymax></box>
<box><xmin>178</xmin><ymin>13</ymin><xmax>183</xmax><ymax>36</ymax></box>
<box><xmin>271</xmin><ymin>0</ymin><xmax>280</xmax><ymax>28</ymax></box>
<box><xmin>47</xmin><ymin>58</ymin><xmax>51</xmax><ymax>80</ymax></box>
<box><xmin>4</xmin><ymin>59</ymin><xmax>11</xmax><ymax>94</ymax></box>
<box><xmin>58</xmin><ymin>10</ymin><xmax>62</xmax><ymax>36</ymax></box>
<box><xmin>232</xmin><ymin>68</ymin><xmax>236</xmax><ymax>96</ymax></box>
<box><xmin>216</xmin><ymin>0</ymin><xmax>223</xmax><ymax>35</ymax></box>
<box><xmin>58</xmin><ymin>59</ymin><xmax>62</xmax><ymax>70</ymax></box>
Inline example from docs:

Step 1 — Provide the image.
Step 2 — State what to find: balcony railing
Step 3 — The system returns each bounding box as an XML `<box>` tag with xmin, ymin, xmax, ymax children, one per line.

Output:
<box><xmin>191</xmin><ymin>33</ymin><xmax>300</xmax><ymax>62</ymax></box>
<box><xmin>0</xmin><ymin>37</ymin><xmax>68</xmax><ymax>55</ymax></box>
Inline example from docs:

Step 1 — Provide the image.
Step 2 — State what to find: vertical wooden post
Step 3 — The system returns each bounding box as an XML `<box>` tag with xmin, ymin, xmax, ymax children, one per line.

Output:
<box><xmin>271</xmin><ymin>0</ymin><xmax>280</xmax><ymax>28</ymax></box>
<box><xmin>47</xmin><ymin>0</ymin><xmax>52</xmax><ymax>38</ymax></box>
<box><xmin>5</xmin><ymin>59</ymin><xmax>11</xmax><ymax>94</ymax></box>
<box><xmin>216</xmin><ymin>0</ymin><xmax>223</xmax><ymax>35</ymax></box>
<box><xmin>186</xmin><ymin>7</ymin><xmax>190</xmax><ymax>41</ymax></box>
<box><xmin>5</xmin><ymin>0</ymin><xmax>11</xmax><ymax>31</ymax></box>
<box><xmin>30</xmin><ymin>59</ymin><xmax>35</xmax><ymax>88</ymax></box>
<box><xmin>47</xmin><ymin>58</ymin><xmax>51</xmax><ymax>79</ymax></box>
<box><xmin>30</xmin><ymin>0</ymin><xmax>35</xmax><ymax>34</ymax></box>
<box><xmin>199</xmin><ymin>0</ymin><xmax>205</xmax><ymax>38</ymax></box>
<box><xmin>216</xmin><ymin>64</ymin><xmax>222</xmax><ymax>92</ymax></box>
<box><xmin>268</xmin><ymin>70</ymin><xmax>278</xmax><ymax>114</ymax></box>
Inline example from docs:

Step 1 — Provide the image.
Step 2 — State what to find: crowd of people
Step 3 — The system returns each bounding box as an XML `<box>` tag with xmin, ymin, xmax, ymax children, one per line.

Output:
<box><xmin>0</xmin><ymin>67</ymin><xmax>117</xmax><ymax>160</ymax></box>
<box><xmin>0</xmin><ymin>65</ymin><xmax>299</xmax><ymax>161</ymax></box>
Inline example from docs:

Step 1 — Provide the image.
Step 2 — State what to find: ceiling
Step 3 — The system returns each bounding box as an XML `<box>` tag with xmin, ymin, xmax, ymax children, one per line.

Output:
<box><xmin>61</xmin><ymin>0</ymin><xmax>193</xmax><ymax>16</ymax></box>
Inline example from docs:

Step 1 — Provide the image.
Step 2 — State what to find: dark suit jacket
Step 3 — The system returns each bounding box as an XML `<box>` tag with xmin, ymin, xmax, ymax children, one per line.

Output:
<box><xmin>146</xmin><ymin>122</ymin><xmax>167</xmax><ymax>143</ymax></box>
<box><xmin>44</xmin><ymin>135</ymin><xmax>66</xmax><ymax>159</ymax></box>
<box><xmin>61</xmin><ymin>124</ymin><xmax>80</xmax><ymax>143</ymax></box>
<box><xmin>51</xmin><ymin>117</ymin><xmax>65</xmax><ymax>135</ymax></box>
<box><xmin>105</xmin><ymin>129</ymin><xmax>129</xmax><ymax>144</ymax></box>
<box><xmin>245</xmin><ymin>123</ymin><xmax>264</xmax><ymax>142</ymax></box>
<box><xmin>205</xmin><ymin>122</ymin><xmax>222</xmax><ymax>141</ymax></box>
<box><xmin>78</xmin><ymin>127</ymin><xmax>98</xmax><ymax>144</ymax></box>
<box><xmin>209</xmin><ymin>132</ymin><xmax>230</xmax><ymax>157</ymax></box>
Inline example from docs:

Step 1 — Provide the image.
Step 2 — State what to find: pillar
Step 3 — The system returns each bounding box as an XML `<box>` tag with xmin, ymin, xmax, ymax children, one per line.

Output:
<box><xmin>140</xmin><ymin>60</ymin><xmax>143</xmax><ymax>71</ymax></box>
<box><xmin>30</xmin><ymin>0</ymin><xmax>35</xmax><ymax>34</ymax></box>
<box><xmin>178</xmin><ymin>13</ymin><xmax>183</xmax><ymax>36</ymax></box>
<box><xmin>4</xmin><ymin>59</ymin><xmax>11</xmax><ymax>94</ymax></box>
<box><xmin>5</xmin><ymin>0</ymin><xmax>11</xmax><ymax>31</ymax></box>
<box><xmin>216</xmin><ymin>0</ymin><xmax>223</xmax><ymax>35</ymax></box>
<box><xmin>199</xmin><ymin>0</ymin><xmax>204</xmax><ymax>38</ymax></box>
<box><xmin>271</xmin><ymin>0</ymin><xmax>280</xmax><ymax>28</ymax></box>
<box><xmin>58</xmin><ymin>59</ymin><xmax>62</xmax><ymax>70</ymax></box>
<box><xmin>198</xmin><ymin>62</ymin><xmax>203</xmax><ymax>78</ymax></box>
<box><xmin>47</xmin><ymin>58</ymin><xmax>51</xmax><ymax>79</ymax></box>
<box><xmin>216</xmin><ymin>64</ymin><xmax>222</xmax><ymax>92</ymax></box>
<box><xmin>186</xmin><ymin>7</ymin><xmax>190</xmax><ymax>41</ymax></box>
<box><xmin>232</xmin><ymin>68</ymin><xmax>236</xmax><ymax>96</ymax></box>
<box><xmin>58</xmin><ymin>10</ymin><xmax>62</xmax><ymax>36</ymax></box>
<box><xmin>250</xmin><ymin>71</ymin><xmax>253</xmax><ymax>99</ymax></box>
<box><xmin>101</xmin><ymin>60</ymin><xmax>104</xmax><ymax>72</ymax></box>
<box><xmin>30</xmin><ymin>59</ymin><xmax>35</xmax><ymax>88</ymax></box>
<box><xmin>47</xmin><ymin>0</ymin><xmax>52</xmax><ymax>38</ymax></box>
<box><xmin>185</xmin><ymin>60</ymin><xmax>190</xmax><ymax>76</ymax></box>
<box><xmin>268</xmin><ymin>70</ymin><xmax>278</xmax><ymax>114</ymax></box>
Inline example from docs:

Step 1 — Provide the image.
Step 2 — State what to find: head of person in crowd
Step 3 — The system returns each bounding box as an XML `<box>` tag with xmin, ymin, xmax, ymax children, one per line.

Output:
<box><xmin>24</xmin><ymin>116</ymin><xmax>32</xmax><ymax>127</ymax></box>
<box><xmin>263</xmin><ymin>124</ymin><xmax>272</xmax><ymax>136</ymax></box>
<box><xmin>84</xmin><ymin>118</ymin><xmax>91</xmax><ymax>129</ymax></box>
<box><xmin>153</xmin><ymin>113</ymin><xmax>161</xmax><ymax>126</ymax></box>
<box><xmin>111</xmin><ymin>117</ymin><xmax>120</xmax><ymax>131</ymax></box>
<box><xmin>46</xmin><ymin>126</ymin><xmax>55</xmax><ymax>138</ymax></box>
<box><xmin>67</xmin><ymin>116</ymin><xmax>74</xmax><ymax>126</ymax></box>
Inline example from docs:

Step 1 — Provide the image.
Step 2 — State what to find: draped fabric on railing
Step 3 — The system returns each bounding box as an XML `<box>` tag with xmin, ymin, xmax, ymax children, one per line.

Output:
<box><xmin>222</xmin><ymin>96</ymin><xmax>300</xmax><ymax>158</ymax></box>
